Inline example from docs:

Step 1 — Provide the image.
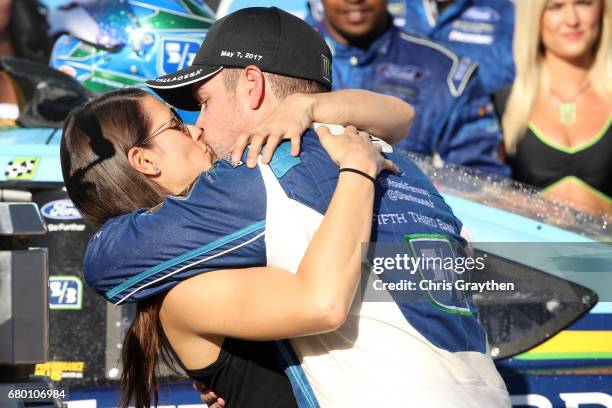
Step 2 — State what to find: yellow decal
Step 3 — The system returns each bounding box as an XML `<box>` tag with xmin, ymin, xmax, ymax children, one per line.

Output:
<box><xmin>34</xmin><ymin>361</ymin><xmax>85</xmax><ymax>381</ymax></box>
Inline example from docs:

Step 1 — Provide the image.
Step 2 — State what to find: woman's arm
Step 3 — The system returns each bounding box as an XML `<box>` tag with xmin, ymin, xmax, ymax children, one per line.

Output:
<box><xmin>231</xmin><ymin>90</ymin><xmax>414</xmax><ymax>165</ymax></box>
<box><xmin>161</xmin><ymin>126</ymin><xmax>396</xmax><ymax>340</ymax></box>
<box><xmin>307</xmin><ymin>90</ymin><xmax>414</xmax><ymax>144</ymax></box>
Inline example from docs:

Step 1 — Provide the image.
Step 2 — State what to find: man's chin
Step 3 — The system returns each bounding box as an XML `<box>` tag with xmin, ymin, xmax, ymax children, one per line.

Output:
<box><xmin>208</xmin><ymin>141</ymin><xmax>233</xmax><ymax>163</ymax></box>
<box><xmin>339</xmin><ymin>27</ymin><xmax>379</xmax><ymax>48</ymax></box>
<box><xmin>211</xmin><ymin>153</ymin><xmax>220</xmax><ymax>162</ymax></box>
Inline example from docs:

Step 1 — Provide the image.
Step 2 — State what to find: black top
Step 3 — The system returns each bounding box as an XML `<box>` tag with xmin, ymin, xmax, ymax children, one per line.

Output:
<box><xmin>161</xmin><ymin>333</ymin><xmax>298</xmax><ymax>408</ymax></box>
<box><xmin>510</xmin><ymin>121</ymin><xmax>612</xmax><ymax>200</ymax></box>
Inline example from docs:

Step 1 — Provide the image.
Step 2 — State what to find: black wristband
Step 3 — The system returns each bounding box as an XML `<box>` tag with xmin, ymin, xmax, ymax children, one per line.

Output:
<box><xmin>338</xmin><ymin>168</ymin><xmax>377</xmax><ymax>183</ymax></box>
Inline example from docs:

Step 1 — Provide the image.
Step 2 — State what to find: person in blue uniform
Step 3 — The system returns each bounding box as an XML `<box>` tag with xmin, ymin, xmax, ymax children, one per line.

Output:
<box><xmin>63</xmin><ymin>8</ymin><xmax>510</xmax><ymax>408</ymax></box>
<box><xmin>306</xmin><ymin>0</ymin><xmax>516</xmax><ymax>94</ymax></box>
<box><xmin>73</xmin><ymin>93</ymin><xmax>509</xmax><ymax>408</ymax></box>
<box><xmin>311</xmin><ymin>0</ymin><xmax>510</xmax><ymax>176</ymax></box>
<box><xmin>395</xmin><ymin>0</ymin><xmax>516</xmax><ymax>94</ymax></box>
<box><xmin>65</xmin><ymin>91</ymin><xmax>411</xmax><ymax>408</ymax></box>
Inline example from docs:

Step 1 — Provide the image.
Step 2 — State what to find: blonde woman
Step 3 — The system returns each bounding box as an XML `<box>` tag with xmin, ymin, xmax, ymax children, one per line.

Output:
<box><xmin>503</xmin><ymin>0</ymin><xmax>612</xmax><ymax>215</ymax></box>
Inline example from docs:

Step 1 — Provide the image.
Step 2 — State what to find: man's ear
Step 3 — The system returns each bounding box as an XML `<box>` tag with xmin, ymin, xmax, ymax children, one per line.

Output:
<box><xmin>240</xmin><ymin>65</ymin><xmax>266</xmax><ymax>110</ymax></box>
<box><xmin>127</xmin><ymin>146</ymin><xmax>160</xmax><ymax>176</ymax></box>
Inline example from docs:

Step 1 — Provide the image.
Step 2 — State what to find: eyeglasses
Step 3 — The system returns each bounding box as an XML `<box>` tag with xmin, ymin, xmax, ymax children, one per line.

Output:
<box><xmin>136</xmin><ymin>108</ymin><xmax>190</xmax><ymax>147</ymax></box>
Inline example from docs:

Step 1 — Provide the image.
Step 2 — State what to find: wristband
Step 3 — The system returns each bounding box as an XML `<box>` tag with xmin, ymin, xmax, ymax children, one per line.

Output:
<box><xmin>338</xmin><ymin>168</ymin><xmax>377</xmax><ymax>183</ymax></box>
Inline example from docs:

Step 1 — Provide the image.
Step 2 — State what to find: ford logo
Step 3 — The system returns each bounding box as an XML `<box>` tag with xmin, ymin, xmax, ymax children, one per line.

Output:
<box><xmin>41</xmin><ymin>199</ymin><xmax>82</xmax><ymax>220</ymax></box>
<box><xmin>377</xmin><ymin>63</ymin><xmax>426</xmax><ymax>83</ymax></box>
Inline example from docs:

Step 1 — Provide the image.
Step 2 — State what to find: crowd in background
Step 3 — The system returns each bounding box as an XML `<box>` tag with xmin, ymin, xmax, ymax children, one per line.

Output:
<box><xmin>1</xmin><ymin>0</ymin><xmax>610</xmax><ymax>217</ymax></box>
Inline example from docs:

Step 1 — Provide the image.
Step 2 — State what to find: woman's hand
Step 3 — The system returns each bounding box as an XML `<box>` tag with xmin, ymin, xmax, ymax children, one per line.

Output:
<box><xmin>316</xmin><ymin>125</ymin><xmax>399</xmax><ymax>178</ymax></box>
<box><xmin>232</xmin><ymin>93</ymin><xmax>315</xmax><ymax>167</ymax></box>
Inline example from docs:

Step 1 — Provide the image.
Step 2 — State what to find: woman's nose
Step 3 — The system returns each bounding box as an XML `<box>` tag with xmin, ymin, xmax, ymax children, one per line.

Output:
<box><xmin>563</xmin><ymin>4</ymin><xmax>580</xmax><ymax>26</ymax></box>
<box><xmin>188</xmin><ymin>125</ymin><xmax>204</xmax><ymax>143</ymax></box>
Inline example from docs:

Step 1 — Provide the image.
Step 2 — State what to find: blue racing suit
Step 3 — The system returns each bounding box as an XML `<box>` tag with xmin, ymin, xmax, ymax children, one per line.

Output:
<box><xmin>388</xmin><ymin>0</ymin><xmax>515</xmax><ymax>94</ymax></box>
<box><xmin>317</xmin><ymin>23</ymin><xmax>509</xmax><ymax>176</ymax></box>
<box><xmin>306</xmin><ymin>0</ymin><xmax>515</xmax><ymax>93</ymax></box>
<box><xmin>84</xmin><ymin>132</ymin><xmax>510</xmax><ymax>407</ymax></box>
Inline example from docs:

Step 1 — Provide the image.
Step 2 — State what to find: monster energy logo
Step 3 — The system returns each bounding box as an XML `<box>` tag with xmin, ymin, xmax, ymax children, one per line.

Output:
<box><xmin>321</xmin><ymin>54</ymin><xmax>331</xmax><ymax>83</ymax></box>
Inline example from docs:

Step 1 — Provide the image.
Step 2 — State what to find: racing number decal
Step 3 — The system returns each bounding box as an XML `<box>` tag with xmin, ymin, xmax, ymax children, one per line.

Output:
<box><xmin>404</xmin><ymin>234</ymin><xmax>473</xmax><ymax>316</ymax></box>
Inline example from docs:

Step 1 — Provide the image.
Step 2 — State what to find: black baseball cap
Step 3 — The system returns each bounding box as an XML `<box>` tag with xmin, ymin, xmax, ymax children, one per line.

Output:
<box><xmin>145</xmin><ymin>7</ymin><xmax>333</xmax><ymax>111</ymax></box>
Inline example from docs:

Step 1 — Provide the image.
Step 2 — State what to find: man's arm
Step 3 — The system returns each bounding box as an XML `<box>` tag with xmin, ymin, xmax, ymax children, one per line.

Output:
<box><xmin>436</xmin><ymin>68</ymin><xmax>511</xmax><ymax>177</ymax></box>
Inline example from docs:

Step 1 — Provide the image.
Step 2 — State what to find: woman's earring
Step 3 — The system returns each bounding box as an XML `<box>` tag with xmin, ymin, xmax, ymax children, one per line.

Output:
<box><xmin>153</xmin><ymin>167</ymin><xmax>161</xmax><ymax>175</ymax></box>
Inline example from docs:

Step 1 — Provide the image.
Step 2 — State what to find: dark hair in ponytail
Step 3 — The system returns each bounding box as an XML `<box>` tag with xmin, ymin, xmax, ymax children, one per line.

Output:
<box><xmin>60</xmin><ymin>88</ymin><xmax>169</xmax><ymax>226</ymax></box>
<box><xmin>120</xmin><ymin>295</ymin><xmax>180</xmax><ymax>408</ymax></box>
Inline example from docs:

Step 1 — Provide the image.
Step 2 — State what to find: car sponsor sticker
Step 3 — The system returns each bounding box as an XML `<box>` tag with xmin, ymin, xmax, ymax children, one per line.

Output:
<box><xmin>49</xmin><ymin>276</ymin><xmax>83</xmax><ymax>310</ymax></box>
<box><xmin>4</xmin><ymin>157</ymin><xmax>40</xmax><ymax>180</ymax></box>
<box><xmin>34</xmin><ymin>361</ymin><xmax>84</xmax><ymax>381</ymax></box>
<box><xmin>41</xmin><ymin>199</ymin><xmax>82</xmax><ymax>220</ymax></box>
<box><xmin>160</xmin><ymin>38</ymin><xmax>201</xmax><ymax>74</ymax></box>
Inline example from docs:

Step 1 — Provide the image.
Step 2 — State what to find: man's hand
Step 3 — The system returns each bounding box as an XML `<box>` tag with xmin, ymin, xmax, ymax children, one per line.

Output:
<box><xmin>316</xmin><ymin>125</ymin><xmax>398</xmax><ymax>177</ymax></box>
<box><xmin>193</xmin><ymin>380</ymin><xmax>225</xmax><ymax>407</ymax></box>
<box><xmin>231</xmin><ymin>93</ymin><xmax>316</xmax><ymax>167</ymax></box>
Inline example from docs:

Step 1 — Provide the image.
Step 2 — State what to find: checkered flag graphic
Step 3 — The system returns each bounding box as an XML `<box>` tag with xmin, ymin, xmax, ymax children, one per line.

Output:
<box><xmin>5</xmin><ymin>159</ymin><xmax>37</xmax><ymax>178</ymax></box>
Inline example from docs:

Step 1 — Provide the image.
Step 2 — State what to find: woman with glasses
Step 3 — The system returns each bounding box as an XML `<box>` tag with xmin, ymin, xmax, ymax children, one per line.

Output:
<box><xmin>63</xmin><ymin>78</ymin><xmax>509</xmax><ymax>407</ymax></box>
<box><xmin>61</xmin><ymin>87</ymin><xmax>410</xmax><ymax>407</ymax></box>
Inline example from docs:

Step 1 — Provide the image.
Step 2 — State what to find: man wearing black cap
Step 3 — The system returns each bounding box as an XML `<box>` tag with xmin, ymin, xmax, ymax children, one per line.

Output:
<box><xmin>146</xmin><ymin>5</ymin><xmax>333</xmax><ymax>163</ymax></box>
<box><xmin>87</xmin><ymin>7</ymin><xmax>509</xmax><ymax>407</ymax></box>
